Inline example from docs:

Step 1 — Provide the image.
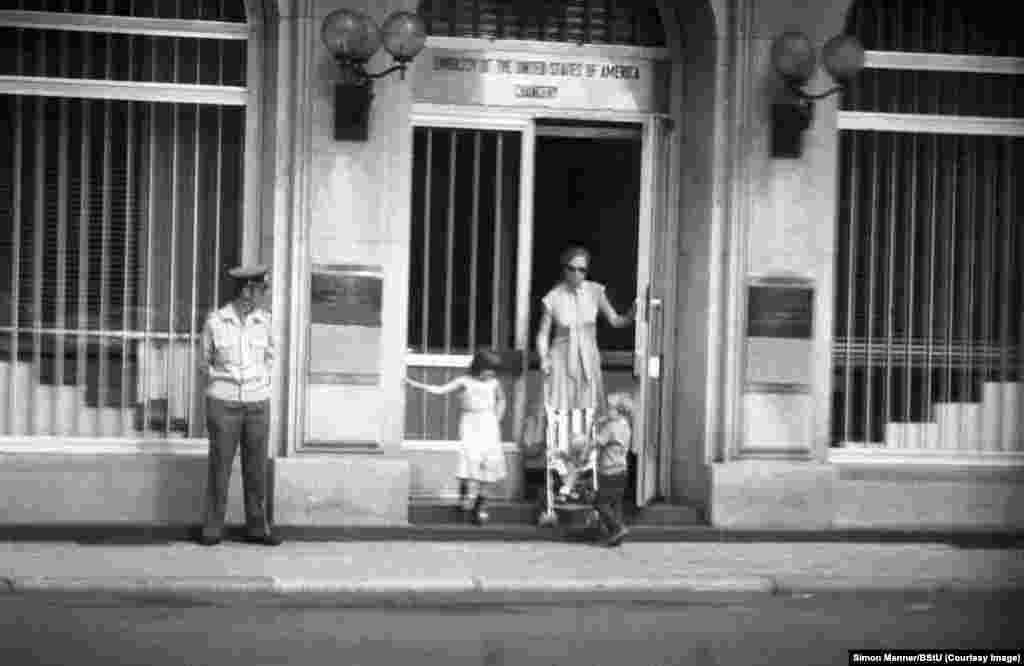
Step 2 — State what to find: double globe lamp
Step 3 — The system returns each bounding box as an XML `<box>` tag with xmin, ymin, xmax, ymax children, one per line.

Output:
<box><xmin>769</xmin><ymin>31</ymin><xmax>865</xmax><ymax>157</ymax></box>
<box><xmin>321</xmin><ymin>8</ymin><xmax>427</xmax><ymax>141</ymax></box>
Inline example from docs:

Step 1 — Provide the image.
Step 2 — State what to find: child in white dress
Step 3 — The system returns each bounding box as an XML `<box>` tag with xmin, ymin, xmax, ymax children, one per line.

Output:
<box><xmin>405</xmin><ymin>350</ymin><xmax>507</xmax><ymax>524</ymax></box>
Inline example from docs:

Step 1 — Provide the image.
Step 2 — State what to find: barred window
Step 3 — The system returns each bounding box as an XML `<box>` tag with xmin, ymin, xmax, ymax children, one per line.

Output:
<box><xmin>0</xmin><ymin>1</ymin><xmax>249</xmax><ymax>440</ymax></box>
<box><xmin>832</xmin><ymin>0</ymin><xmax>1023</xmax><ymax>452</ymax></box>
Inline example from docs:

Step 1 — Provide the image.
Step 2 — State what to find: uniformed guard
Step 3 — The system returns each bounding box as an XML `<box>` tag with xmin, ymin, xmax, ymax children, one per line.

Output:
<box><xmin>197</xmin><ymin>264</ymin><xmax>281</xmax><ymax>546</ymax></box>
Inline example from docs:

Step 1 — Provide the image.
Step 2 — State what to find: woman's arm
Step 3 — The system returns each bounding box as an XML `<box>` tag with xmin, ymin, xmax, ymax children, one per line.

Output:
<box><xmin>404</xmin><ymin>376</ymin><xmax>465</xmax><ymax>395</ymax></box>
<box><xmin>598</xmin><ymin>288</ymin><xmax>636</xmax><ymax>329</ymax></box>
<box><xmin>535</xmin><ymin>306</ymin><xmax>553</xmax><ymax>374</ymax></box>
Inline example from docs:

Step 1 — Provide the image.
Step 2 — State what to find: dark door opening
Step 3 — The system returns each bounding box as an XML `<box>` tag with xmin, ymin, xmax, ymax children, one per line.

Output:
<box><xmin>529</xmin><ymin>124</ymin><xmax>642</xmax><ymax>364</ymax></box>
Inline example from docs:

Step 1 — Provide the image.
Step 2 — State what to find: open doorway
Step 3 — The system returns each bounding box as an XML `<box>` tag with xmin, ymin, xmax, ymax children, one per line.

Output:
<box><xmin>526</xmin><ymin>120</ymin><xmax>645</xmax><ymax>504</ymax></box>
<box><xmin>529</xmin><ymin>122</ymin><xmax>642</xmax><ymax>367</ymax></box>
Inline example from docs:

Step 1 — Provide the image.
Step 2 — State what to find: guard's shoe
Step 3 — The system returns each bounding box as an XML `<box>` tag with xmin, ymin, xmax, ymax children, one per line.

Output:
<box><xmin>197</xmin><ymin>534</ymin><xmax>222</xmax><ymax>547</ymax></box>
<box><xmin>244</xmin><ymin>532</ymin><xmax>283</xmax><ymax>546</ymax></box>
<box><xmin>604</xmin><ymin>526</ymin><xmax>630</xmax><ymax>547</ymax></box>
<box><xmin>537</xmin><ymin>512</ymin><xmax>558</xmax><ymax>528</ymax></box>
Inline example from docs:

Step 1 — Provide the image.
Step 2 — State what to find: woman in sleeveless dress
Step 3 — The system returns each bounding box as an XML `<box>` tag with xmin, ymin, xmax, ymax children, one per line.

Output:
<box><xmin>535</xmin><ymin>246</ymin><xmax>635</xmax><ymax>411</ymax></box>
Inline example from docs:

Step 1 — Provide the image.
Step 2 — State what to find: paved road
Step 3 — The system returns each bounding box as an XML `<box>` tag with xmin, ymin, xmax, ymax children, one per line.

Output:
<box><xmin>3</xmin><ymin>593</ymin><xmax>1023</xmax><ymax>666</ymax></box>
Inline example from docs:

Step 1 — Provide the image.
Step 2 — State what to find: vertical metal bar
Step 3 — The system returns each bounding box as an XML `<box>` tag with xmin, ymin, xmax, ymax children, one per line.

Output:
<box><xmin>50</xmin><ymin>28</ymin><xmax>70</xmax><ymax>436</ymax></box>
<box><xmin>864</xmin><ymin>132</ymin><xmax>880</xmax><ymax>445</ymax></box>
<box><xmin>141</xmin><ymin>99</ymin><xmax>156</xmax><ymax>437</ymax></box>
<box><xmin>843</xmin><ymin>131</ymin><xmax>858</xmax><ymax>446</ymax></box>
<box><xmin>468</xmin><ymin>131</ymin><xmax>481</xmax><ymax>351</ymax></box>
<box><xmin>421</xmin><ymin>129</ymin><xmax>432</xmax><ymax>352</ymax></box>
<box><xmin>54</xmin><ymin>94</ymin><xmax>69</xmax><ymax>436</ymax></box>
<box><xmin>7</xmin><ymin>94</ymin><xmax>23</xmax><ymax>434</ymax></box>
<box><xmin>97</xmin><ymin>97</ymin><xmax>113</xmax><ymax>435</ymax></box>
<box><xmin>979</xmin><ymin>137</ymin><xmax>995</xmax><ymax>446</ymax></box>
<box><xmin>998</xmin><ymin>138</ymin><xmax>1013</xmax><ymax>449</ymax></box>
<box><xmin>186</xmin><ymin>16</ymin><xmax>202</xmax><ymax>439</ymax></box>
<box><xmin>419</xmin><ymin>129</ymin><xmax>432</xmax><ymax>434</ymax></box>
<box><xmin>120</xmin><ymin>101</ymin><xmax>135</xmax><ymax>436</ymax></box>
<box><xmin>443</xmin><ymin>131</ymin><xmax>458</xmax><ymax>437</ymax></box>
<box><xmin>165</xmin><ymin>18</ymin><xmax>181</xmax><ymax>439</ymax></box>
<box><xmin>444</xmin><ymin>130</ymin><xmax>457</xmax><ymax>353</ymax></box>
<box><xmin>76</xmin><ymin>97</ymin><xmax>90</xmax><ymax>436</ymax></box>
<box><xmin>963</xmin><ymin>138</ymin><xmax>977</xmax><ymax>449</ymax></box>
<box><xmin>1012</xmin><ymin>141</ymin><xmax>1022</xmax><ymax>452</ymax></box>
<box><xmin>120</xmin><ymin>6</ymin><xmax>137</xmax><ymax>435</ymax></box>
<box><xmin>165</xmin><ymin>100</ymin><xmax>179</xmax><ymax>438</ymax></box>
<box><xmin>945</xmin><ymin>137</ymin><xmax>958</xmax><ymax>417</ymax></box>
<box><xmin>208</xmin><ymin>105</ymin><xmax>223</xmax><ymax>435</ymax></box>
<box><xmin>884</xmin><ymin>133</ymin><xmax>898</xmax><ymax>444</ymax></box>
<box><xmin>924</xmin><ymin>134</ymin><xmax>939</xmax><ymax>446</ymax></box>
<box><xmin>30</xmin><ymin>97</ymin><xmax>44</xmax><ymax>435</ymax></box>
<box><xmin>491</xmin><ymin>133</ymin><xmax>503</xmax><ymax>347</ymax></box>
<box><xmin>188</xmin><ymin>103</ymin><xmax>201</xmax><ymax>437</ymax></box>
<box><xmin>905</xmin><ymin>134</ymin><xmax>919</xmax><ymax>445</ymax></box>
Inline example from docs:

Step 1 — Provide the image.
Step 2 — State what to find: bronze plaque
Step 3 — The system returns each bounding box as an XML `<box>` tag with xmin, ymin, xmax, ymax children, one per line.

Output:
<box><xmin>310</xmin><ymin>265</ymin><xmax>382</xmax><ymax>328</ymax></box>
<box><xmin>747</xmin><ymin>284</ymin><xmax>813</xmax><ymax>339</ymax></box>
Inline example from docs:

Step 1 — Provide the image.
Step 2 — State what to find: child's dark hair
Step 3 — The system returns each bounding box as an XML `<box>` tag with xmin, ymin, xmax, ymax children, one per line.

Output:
<box><xmin>468</xmin><ymin>349</ymin><xmax>502</xmax><ymax>377</ymax></box>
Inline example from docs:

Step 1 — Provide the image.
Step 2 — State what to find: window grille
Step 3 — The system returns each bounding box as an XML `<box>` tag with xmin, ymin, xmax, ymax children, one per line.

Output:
<box><xmin>417</xmin><ymin>0</ymin><xmax>665</xmax><ymax>47</ymax></box>
<box><xmin>0</xmin><ymin>1</ymin><xmax>246</xmax><ymax>22</ymax></box>
<box><xmin>0</xmin><ymin>1</ymin><xmax>247</xmax><ymax>439</ymax></box>
<box><xmin>833</xmin><ymin>0</ymin><xmax>1023</xmax><ymax>451</ymax></box>
<box><xmin>0</xmin><ymin>26</ymin><xmax>247</xmax><ymax>85</ymax></box>
<box><xmin>405</xmin><ymin>126</ymin><xmax>522</xmax><ymax>441</ymax></box>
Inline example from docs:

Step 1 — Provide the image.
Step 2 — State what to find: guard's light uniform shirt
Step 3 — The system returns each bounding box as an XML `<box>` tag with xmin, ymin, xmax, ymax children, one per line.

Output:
<box><xmin>200</xmin><ymin>304</ymin><xmax>273</xmax><ymax>403</ymax></box>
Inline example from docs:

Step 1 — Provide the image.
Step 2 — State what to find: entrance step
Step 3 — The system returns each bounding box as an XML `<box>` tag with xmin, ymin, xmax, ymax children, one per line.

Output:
<box><xmin>408</xmin><ymin>500</ymin><xmax>703</xmax><ymax>526</ymax></box>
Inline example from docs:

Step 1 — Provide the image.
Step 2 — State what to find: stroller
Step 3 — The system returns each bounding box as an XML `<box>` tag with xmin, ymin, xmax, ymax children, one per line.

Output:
<box><xmin>537</xmin><ymin>382</ymin><xmax>601</xmax><ymax>533</ymax></box>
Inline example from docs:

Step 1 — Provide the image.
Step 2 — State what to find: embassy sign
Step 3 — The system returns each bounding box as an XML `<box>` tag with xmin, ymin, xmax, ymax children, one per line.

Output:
<box><xmin>412</xmin><ymin>47</ymin><xmax>669</xmax><ymax>113</ymax></box>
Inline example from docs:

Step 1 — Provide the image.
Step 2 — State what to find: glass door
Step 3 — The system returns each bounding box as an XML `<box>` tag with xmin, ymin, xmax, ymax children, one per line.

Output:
<box><xmin>634</xmin><ymin>116</ymin><xmax>673</xmax><ymax>507</ymax></box>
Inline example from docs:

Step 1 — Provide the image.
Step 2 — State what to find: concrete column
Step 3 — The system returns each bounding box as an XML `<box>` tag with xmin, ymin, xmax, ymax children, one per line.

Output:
<box><xmin>268</xmin><ymin>0</ymin><xmax>415</xmax><ymax>526</ymax></box>
<box><xmin>708</xmin><ymin>0</ymin><xmax>854</xmax><ymax>528</ymax></box>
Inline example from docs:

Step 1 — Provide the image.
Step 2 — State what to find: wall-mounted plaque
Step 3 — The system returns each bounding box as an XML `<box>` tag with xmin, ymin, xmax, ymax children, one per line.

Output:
<box><xmin>747</xmin><ymin>283</ymin><xmax>814</xmax><ymax>339</ymax></box>
<box><xmin>745</xmin><ymin>278</ymin><xmax>814</xmax><ymax>388</ymax></box>
<box><xmin>308</xmin><ymin>264</ymin><xmax>383</xmax><ymax>384</ymax></box>
<box><xmin>311</xmin><ymin>265</ymin><xmax>382</xmax><ymax>327</ymax></box>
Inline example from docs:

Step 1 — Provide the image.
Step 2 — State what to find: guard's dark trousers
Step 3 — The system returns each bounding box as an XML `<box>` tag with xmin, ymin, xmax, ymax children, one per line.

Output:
<box><xmin>202</xmin><ymin>398</ymin><xmax>270</xmax><ymax>540</ymax></box>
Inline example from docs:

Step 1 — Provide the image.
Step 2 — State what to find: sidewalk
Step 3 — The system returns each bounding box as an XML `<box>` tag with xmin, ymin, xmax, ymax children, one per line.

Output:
<box><xmin>2</xmin><ymin>538</ymin><xmax>1023</xmax><ymax>606</ymax></box>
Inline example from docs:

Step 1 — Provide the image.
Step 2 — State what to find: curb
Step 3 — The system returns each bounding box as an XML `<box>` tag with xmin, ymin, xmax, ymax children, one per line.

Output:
<box><xmin>4</xmin><ymin>576</ymin><xmax>278</xmax><ymax>602</ymax></box>
<box><xmin>0</xmin><ymin>575</ymin><xmax>776</xmax><ymax>606</ymax></box>
<box><xmin>3</xmin><ymin>525</ymin><xmax>1024</xmax><ymax>546</ymax></box>
<box><xmin>771</xmin><ymin>577</ymin><xmax>1024</xmax><ymax>596</ymax></box>
<box><xmin>5</xmin><ymin>575</ymin><xmax>1023</xmax><ymax>606</ymax></box>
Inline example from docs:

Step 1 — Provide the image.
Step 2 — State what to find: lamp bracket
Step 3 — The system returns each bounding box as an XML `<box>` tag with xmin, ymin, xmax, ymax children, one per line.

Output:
<box><xmin>785</xmin><ymin>79</ymin><xmax>846</xmax><ymax>102</ymax></box>
<box><xmin>334</xmin><ymin>57</ymin><xmax>411</xmax><ymax>86</ymax></box>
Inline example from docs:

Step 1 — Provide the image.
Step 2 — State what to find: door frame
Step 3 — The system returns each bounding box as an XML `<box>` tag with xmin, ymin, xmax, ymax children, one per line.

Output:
<box><xmin>404</xmin><ymin>103</ymin><xmax>673</xmax><ymax>504</ymax></box>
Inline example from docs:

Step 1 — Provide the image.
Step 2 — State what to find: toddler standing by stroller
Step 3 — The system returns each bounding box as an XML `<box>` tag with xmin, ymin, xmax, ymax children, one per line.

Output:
<box><xmin>405</xmin><ymin>350</ymin><xmax>506</xmax><ymax>525</ymax></box>
<box><xmin>591</xmin><ymin>391</ymin><xmax>634</xmax><ymax>546</ymax></box>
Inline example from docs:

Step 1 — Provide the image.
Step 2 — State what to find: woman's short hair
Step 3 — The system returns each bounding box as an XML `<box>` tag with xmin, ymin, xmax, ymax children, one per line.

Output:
<box><xmin>559</xmin><ymin>246</ymin><xmax>591</xmax><ymax>268</ymax></box>
<box><xmin>469</xmin><ymin>349</ymin><xmax>502</xmax><ymax>376</ymax></box>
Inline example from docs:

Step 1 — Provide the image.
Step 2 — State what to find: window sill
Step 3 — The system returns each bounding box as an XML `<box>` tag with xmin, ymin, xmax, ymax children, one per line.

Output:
<box><xmin>0</xmin><ymin>437</ymin><xmax>208</xmax><ymax>455</ymax></box>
